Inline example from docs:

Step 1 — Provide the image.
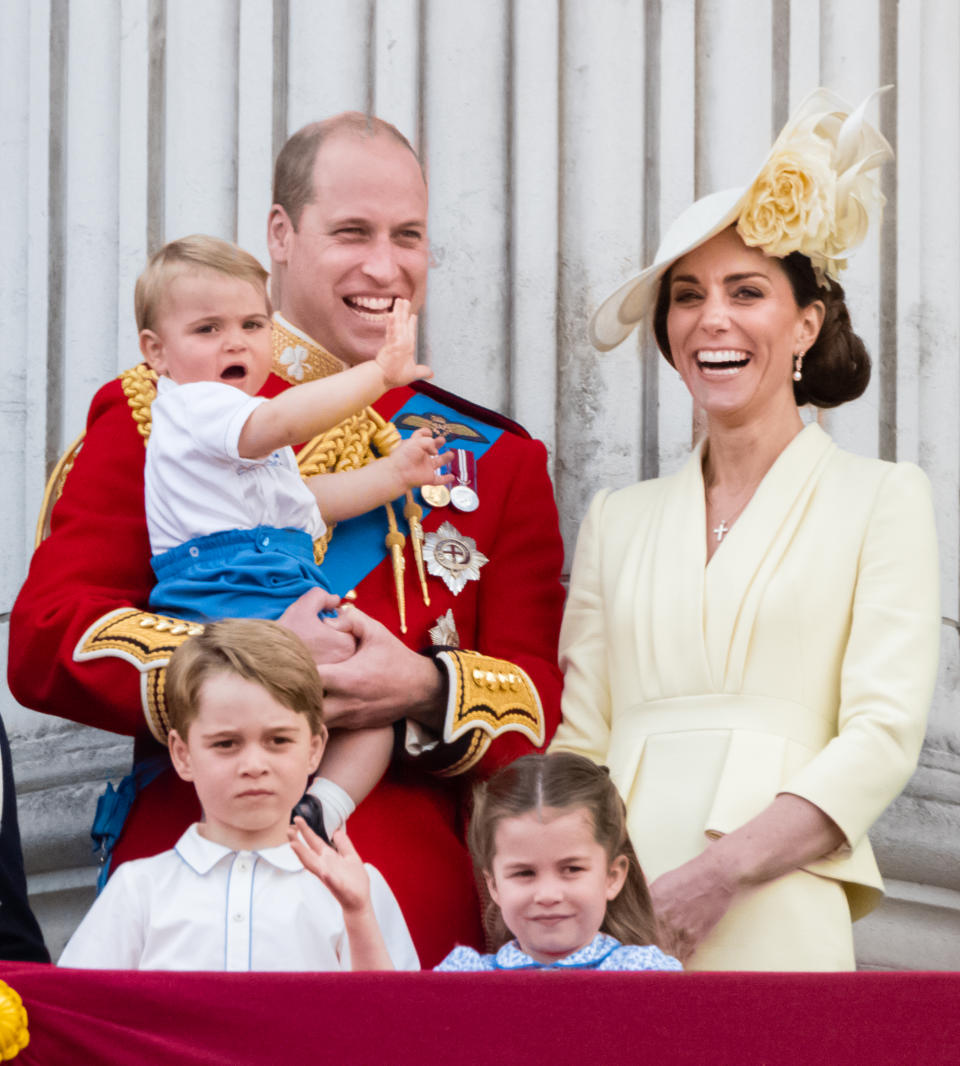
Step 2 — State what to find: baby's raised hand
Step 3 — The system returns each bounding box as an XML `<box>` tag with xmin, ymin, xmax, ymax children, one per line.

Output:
<box><xmin>289</xmin><ymin>816</ymin><xmax>372</xmax><ymax>915</ymax></box>
<box><xmin>388</xmin><ymin>428</ymin><xmax>454</xmax><ymax>492</ymax></box>
<box><xmin>376</xmin><ymin>299</ymin><xmax>432</xmax><ymax>388</ymax></box>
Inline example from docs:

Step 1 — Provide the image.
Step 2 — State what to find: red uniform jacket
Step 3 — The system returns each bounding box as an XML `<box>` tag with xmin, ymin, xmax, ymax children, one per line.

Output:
<box><xmin>9</xmin><ymin>336</ymin><xmax>565</xmax><ymax>967</ymax></box>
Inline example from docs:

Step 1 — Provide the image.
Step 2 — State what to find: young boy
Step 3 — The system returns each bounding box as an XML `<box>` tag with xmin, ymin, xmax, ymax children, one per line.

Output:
<box><xmin>59</xmin><ymin>619</ymin><xmax>419</xmax><ymax>971</ymax></box>
<box><xmin>137</xmin><ymin>235</ymin><xmax>451</xmax><ymax>838</ymax></box>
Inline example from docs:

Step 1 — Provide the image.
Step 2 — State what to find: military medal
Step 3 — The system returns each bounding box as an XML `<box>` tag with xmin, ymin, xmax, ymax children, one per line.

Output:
<box><xmin>449</xmin><ymin>450</ymin><xmax>479</xmax><ymax>512</ymax></box>
<box><xmin>428</xmin><ymin>608</ymin><xmax>461</xmax><ymax>647</ymax></box>
<box><xmin>421</xmin><ymin>482</ymin><xmax>451</xmax><ymax>508</ymax></box>
<box><xmin>423</xmin><ymin>522</ymin><xmax>488</xmax><ymax>595</ymax></box>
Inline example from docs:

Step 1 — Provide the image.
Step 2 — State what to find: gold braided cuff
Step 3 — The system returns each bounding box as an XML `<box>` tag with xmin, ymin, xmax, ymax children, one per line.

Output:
<box><xmin>73</xmin><ymin>608</ymin><xmax>204</xmax><ymax>743</ymax></box>
<box><xmin>431</xmin><ymin>650</ymin><xmax>545</xmax><ymax>776</ymax></box>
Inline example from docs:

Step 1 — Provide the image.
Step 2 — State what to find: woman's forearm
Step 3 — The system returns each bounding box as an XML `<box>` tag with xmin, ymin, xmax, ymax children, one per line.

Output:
<box><xmin>707</xmin><ymin>792</ymin><xmax>845</xmax><ymax>892</ymax></box>
<box><xmin>649</xmin><ymin>793</ymin><xmax>845</xmax><ymax>960</ymax></box>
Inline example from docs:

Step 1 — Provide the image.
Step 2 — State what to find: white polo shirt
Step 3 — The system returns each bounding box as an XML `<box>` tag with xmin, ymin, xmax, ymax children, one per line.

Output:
<box><xmin>58</xmin><ymin>825</ymin><xmax>419</xmax><ymax>972</ymax></box>
<box><xmin>146</xmin><ymin>378</ymin><xmax>326</xmax><ymax>556</ymax></box>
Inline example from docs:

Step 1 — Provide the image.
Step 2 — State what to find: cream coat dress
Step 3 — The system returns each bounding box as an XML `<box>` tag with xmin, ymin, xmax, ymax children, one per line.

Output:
<box><xmin>551</xmin><ymin>424</ymin><xmax>940</xmax><ymax>970</ymax></box>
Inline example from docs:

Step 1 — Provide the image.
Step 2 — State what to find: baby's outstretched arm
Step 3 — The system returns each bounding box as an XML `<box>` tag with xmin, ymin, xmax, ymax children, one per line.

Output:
<box><xmin>238</xmin><ymin>298</ymin><xmax>430</xmax><ymax>459</ymax></box>
<box><xmin>289</xmin><ymin>818</ymin><xmax>394</xmax><ymax>971</ymax></box>
<box><xmin>307</xmin><ymin>428</ymin><xmax>453</xmax><ymax>524</ymax></box>
<box><xmin>308</xmin><ymin>724</ymin><xmax>395</xmax><ymax>837</ymax></box>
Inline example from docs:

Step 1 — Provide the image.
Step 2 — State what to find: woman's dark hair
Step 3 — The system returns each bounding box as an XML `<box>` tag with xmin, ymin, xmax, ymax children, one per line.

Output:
<box><xmin>652</xmin><ymin>243</ymin><xmax>871</xmax><ymax>408</ymax></box>
<box><xmin>468</xmin><ymin>752</ymin><xmax>662</xmax><ymax>950</ymax></box>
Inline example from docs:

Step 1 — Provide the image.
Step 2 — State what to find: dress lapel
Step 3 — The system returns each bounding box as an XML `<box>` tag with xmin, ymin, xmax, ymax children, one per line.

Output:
<box><xmin>703</xmin><ymin>423</ymin><xmax>835</xmax><ymax>691</ymax></box>
<box><xmin>634</xmin><ymin>446</ymin><xmax>713</xmax><ymax>697</ymax></box>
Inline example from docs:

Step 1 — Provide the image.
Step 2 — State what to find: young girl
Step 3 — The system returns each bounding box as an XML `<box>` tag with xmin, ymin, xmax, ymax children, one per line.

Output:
<box><xmin>436</xmin><ymin>752</ymin><xmax>682</xmax><ymax>971</ymax></box>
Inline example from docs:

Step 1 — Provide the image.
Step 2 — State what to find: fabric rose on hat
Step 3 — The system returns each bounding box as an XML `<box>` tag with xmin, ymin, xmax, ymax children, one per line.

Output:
<box><xmin>737</xmin><ymin>133</ymin><xmax>836</xmax><ymax>264</ymax></box>
<box><xmin>736</xmin><ymin>88</ymin><xmax>893</xmax><ymax>284</ymax></box>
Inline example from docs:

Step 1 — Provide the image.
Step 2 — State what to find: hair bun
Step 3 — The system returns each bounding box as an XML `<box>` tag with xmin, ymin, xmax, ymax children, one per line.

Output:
<box><xmin>795</xmin><ymin>277</ymin><xmax>871</xmax><ymax>408</ymax></box>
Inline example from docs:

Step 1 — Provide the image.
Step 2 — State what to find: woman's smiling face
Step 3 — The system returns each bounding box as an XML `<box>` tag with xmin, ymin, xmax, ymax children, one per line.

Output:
<box><xmin>665</xmin><ymin>227</ymin><xmax>823</xmax><ymax>425</ymax></box>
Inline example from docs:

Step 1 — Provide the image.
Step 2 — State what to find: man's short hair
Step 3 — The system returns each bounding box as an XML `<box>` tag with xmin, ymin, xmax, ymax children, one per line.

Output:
<box><xmin>272</xmin><ymin>112</ymin><xmax>422</xmax><ymax>230</ymax></box>
<box><xmin>165</xmin><ymin>619</ymin><xmax>324</xmax><ymax>738</ymax></box>
<box><xmin>135</xmin><ymin>234</ymin><xmax>269</xmax><ymax>333</ymax></box>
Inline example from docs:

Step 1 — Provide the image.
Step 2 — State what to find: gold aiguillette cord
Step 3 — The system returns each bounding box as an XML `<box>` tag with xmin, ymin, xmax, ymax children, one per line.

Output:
<box><xmin>384</xmin><ymin>503</ymin><xmax>407</xmax><ymax>634</ymax></box>
<box><xmin>404</xmin><ymin>493</ymin><xmax>430</xmax><ymax>607</ymax></box>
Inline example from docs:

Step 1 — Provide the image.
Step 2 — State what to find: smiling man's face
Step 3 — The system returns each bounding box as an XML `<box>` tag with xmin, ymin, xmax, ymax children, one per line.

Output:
<box><xmin>268</xmin><ymin>130</ymin><xmax>429</xmax><ymax>366</ymax></box>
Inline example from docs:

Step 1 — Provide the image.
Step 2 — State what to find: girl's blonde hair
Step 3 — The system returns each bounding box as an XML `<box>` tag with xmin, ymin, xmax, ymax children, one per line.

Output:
<box><xmin>468</xmin><ymin>752</ymin><xmax>661</xmax><ymax>949</ymax></box>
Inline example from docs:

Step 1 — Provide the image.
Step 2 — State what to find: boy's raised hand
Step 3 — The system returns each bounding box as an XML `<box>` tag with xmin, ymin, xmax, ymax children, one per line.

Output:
<box><xmin>376</xmin><ymin>299</ymin><xmax>432</xmax><ymax>388</ymax></box>
<box><xmin>388</xmin><ymin>428</ymin><xmax>454</xmax><ymax>492</ymax></box>
<box><xmin>289</xmin><ymin>816</ymin><xmax>372</xmax><ymax>915</ymax></box>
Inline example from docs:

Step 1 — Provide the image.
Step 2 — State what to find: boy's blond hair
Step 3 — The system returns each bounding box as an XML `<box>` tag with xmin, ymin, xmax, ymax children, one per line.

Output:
<box><xmin>135</xmin><ymin>234</ymin><xmax>270</xmax><ymax>332</ymax></box>
<box><xmin>165</xmin><ymin>619</ymin><xmax>324</xmax><ymax>738</ymax></box>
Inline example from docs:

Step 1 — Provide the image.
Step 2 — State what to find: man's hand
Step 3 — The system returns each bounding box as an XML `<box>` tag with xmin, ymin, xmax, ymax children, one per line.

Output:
<box><xmin>319</xmin><ymin>607</ymin><xmax>445</xmax><ymax>732</ymax></box>
<box><xmin>277</xmin><ymin>587</ymin><xmax>357</xmax><ymax>665</ymax></box>
<box><xmin>375</xmin><ymin>299</ymin><xmax>432</xmax><ymax>388</ymax></box>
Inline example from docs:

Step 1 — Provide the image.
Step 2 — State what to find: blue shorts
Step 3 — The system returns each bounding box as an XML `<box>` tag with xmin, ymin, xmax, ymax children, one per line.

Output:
<box><xmin>149</xmin><ymin>526</ymin><xmax>332</xmax><ymax>622</ymax></box>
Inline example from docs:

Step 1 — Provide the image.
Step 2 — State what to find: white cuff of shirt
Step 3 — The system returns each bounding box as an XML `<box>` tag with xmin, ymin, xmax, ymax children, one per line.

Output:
<box><xmin>307</xmin><ymin>777</ymin><xmax>356</xmax><ymax>837</ymax></box>
<box><xmin>404</xmin><ymin>718</ymin><xmax>440</xmax><ymax>757</ymax></box>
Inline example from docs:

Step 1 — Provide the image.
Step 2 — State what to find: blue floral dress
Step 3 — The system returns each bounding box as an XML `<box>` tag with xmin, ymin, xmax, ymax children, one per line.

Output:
<box><xmin>435</xmin><ymin>933</ymin><xmax>681</xmax><ymax>972</ymax></box>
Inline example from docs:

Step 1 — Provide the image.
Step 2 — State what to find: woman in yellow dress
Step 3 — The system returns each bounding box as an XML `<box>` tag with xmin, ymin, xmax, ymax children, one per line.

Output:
<box><xmin>550</xmin><ymin>89</ymin><xmax>941</xmax><ymax>971</ymax></box>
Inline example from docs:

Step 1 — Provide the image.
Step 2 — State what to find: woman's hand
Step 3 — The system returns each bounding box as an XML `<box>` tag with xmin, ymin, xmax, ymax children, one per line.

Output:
<box><xmin>648</xmin><ymin>849</ymin><xmax>737</xmax><ymax>962</ymax></box>
<box><xmin>650</xmin><ymin>794</ymin><xmax>846</xmax><ymax>961</ymax></box>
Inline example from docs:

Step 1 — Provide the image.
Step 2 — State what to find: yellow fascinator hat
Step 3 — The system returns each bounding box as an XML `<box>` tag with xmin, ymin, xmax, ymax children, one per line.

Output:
<box><xmin>590</xmin><ymin>87</ymin><xmax>894</xmax><ymax>351</ymax></box>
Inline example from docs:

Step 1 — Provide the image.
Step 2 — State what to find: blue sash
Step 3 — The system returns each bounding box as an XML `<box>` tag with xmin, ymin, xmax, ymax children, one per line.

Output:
<box><xmin>318</xmin><ymin>393</ymin><xmax>502</xmax><ymax>595</ymax></box>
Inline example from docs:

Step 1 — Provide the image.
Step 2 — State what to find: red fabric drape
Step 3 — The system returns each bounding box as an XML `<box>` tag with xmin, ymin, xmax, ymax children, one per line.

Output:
<box><xmin>2</xmin><ymin>963</ymin><xmax>958</xmax><ymax>1065</ymax></box>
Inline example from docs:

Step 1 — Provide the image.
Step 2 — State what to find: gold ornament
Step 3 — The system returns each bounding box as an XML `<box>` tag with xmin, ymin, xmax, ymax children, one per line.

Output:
<box><xmin>0</xmin><ymin>980</ymin><xmax>29</xmax><ymax>1060</ymax></box>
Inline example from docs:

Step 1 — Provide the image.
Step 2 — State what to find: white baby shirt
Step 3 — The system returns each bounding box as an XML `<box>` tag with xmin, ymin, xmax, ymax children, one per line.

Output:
<box><xmin>145</xmin><ymin>378</ymin><xmax>326</xmax><ymax>556</ymax></box>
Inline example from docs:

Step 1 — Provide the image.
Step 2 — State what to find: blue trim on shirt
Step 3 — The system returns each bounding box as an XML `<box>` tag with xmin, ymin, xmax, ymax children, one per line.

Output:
<box><xmin>247</xmin><ymin>856</ymin><xmax>258</xmax><ymax>971</ymax></box>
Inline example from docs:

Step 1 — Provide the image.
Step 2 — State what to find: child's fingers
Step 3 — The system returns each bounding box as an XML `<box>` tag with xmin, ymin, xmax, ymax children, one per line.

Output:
<box><xmin>331</xmin><ymin>827</ymin><xmax>361</xmax><ymax>861</ymax></box>
<box><xmin>292</xmin><ymin>815</ymin><xmax>330</xmax><ymax>855</ymax></box>
<box><xmin>289</xmin><ymin>833</ymin><xmax>322</xmax><ymax>877</ymax></box>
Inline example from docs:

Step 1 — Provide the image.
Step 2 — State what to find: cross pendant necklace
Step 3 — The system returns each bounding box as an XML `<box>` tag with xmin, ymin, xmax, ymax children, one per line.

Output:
<box><xmin>713</xmin><ymin>520</ymin><xmax>730</xmax><ymax>543</ymax></box>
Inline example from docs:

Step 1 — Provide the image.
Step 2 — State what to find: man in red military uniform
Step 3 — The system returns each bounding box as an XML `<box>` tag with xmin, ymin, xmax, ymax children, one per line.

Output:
<box><xmin>9</xmin><ymin>113</ymin><xmax>565</xmax><ymax>967</ymax></box>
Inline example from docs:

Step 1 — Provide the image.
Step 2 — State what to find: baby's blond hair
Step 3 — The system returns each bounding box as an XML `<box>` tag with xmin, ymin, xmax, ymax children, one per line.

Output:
<box><xmin>135</xmin><ymin>234</ymin><xmax>269</xmax><ymax>332</ymax></box>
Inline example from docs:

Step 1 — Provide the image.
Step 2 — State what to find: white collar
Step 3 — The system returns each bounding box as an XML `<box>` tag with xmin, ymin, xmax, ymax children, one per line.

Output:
<box><xmin>173</xmin><ymin>823</ymin><xmax>304</xmax><ymax>875</ymax></box>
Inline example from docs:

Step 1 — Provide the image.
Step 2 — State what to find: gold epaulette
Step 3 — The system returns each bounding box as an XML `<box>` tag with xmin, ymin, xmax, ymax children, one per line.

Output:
<box><xmin>119</xmin><ymin>363</ymin><xmax>158</xmax><ymax>441</ymax></box>
<box><xmin>73</xmin><ymin>609</ymin><xmax>204</xmax><ymax>743</ymax></box>
<box><xmin>431</xmin><ymin>649</ymin><xmax>545</xmax><ymax>777</ymax></box>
